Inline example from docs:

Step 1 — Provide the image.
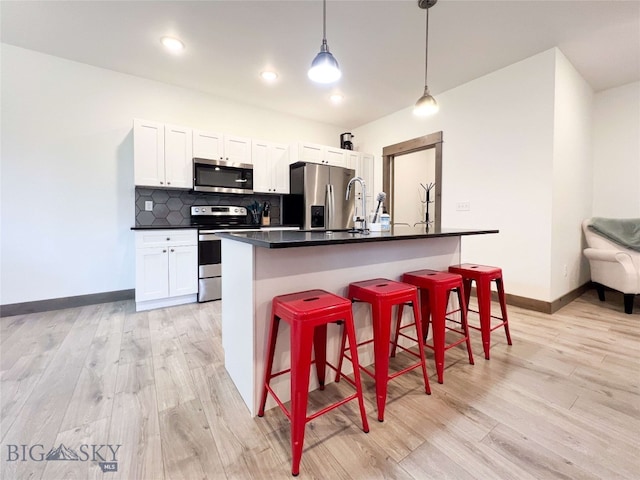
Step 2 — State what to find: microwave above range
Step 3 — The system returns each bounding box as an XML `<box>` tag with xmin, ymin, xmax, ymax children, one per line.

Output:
<box><xmin>193</xmin><ymin>158</ymin><xmax>253</xmax><ymax>194</ymax></box>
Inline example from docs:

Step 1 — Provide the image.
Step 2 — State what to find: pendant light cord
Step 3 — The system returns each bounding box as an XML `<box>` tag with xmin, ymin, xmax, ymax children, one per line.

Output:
<box><xmin>424</xmin><ymin>6</ymin><xmax>429</xmax><ymax>87</ymax></box>
<box><xmin>323</xmin><ymin>0</ymin><xmax>327</xmax><ymax>43</ymax></box>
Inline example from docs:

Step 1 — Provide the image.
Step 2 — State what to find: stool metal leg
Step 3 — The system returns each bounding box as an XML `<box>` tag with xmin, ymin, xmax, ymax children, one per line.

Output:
<box><xmin>344</xmin><ymin>311</ymin><xmax>370</xmax><ymax>435</ymax></box>
<box><xmin>313</xmin><ymin>324</ymin><xmax>328</xmax><ymax>389</ymax></box>
<box><xmin>390</xmin><ymin>303</ymin><xmax>404</xmax><ymax>358</ymax></box>
<box><xmin>496</xmin><ymin>278</ymin><xmax>512</xmax><ymax>345</ymax></box>
<box><xmin>476</xmin><ymin>279</ymin><xmax>493</xmax><ymax>359</ymax></box>
<box><xmin>371</xmin><ymin>302</ymin><xmax>392</xmax><ymax>422</ymax></box>
<box><xmin>411</xmin><ymin>299</ymin><xmax>431</xmax><ymax>394</ymax></box>
<box><xmin>334</xmin><ymin>321</ymin><xmax>348</xmax><ymax>383</ymax></box>
<box><xmin>258</xmin><ymin>314</ymin><xmax>280</xmax><ymax>417</ymax></box>
<box><xmin>456</xmin><ymin>287</ymin><xmax>474</xmax><ymax>365</ymax></box>
<box><xmin>290</xmin><ymin>322</ymin><xmax>314</xmax><ymax>476</ymax></box>
<box><xmin>430</xmin><ymin>286</ymin><xmax>447</xmax><ymax>384</ymax></box>
<box><xmin>420</xmin><ymin>289</ymin><xmax>431</xmax><ymax>343</ymax></box>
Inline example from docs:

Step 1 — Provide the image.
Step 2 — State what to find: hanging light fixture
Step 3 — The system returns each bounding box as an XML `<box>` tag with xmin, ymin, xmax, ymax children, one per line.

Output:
<box><xmin>308</xmin><ymin>0</ymin><xmax>341</xmax><ymax>84</ymax></box>
<box><xmin>413</xmin><ymin>0</ymin><xmax>439</xmax><ymax>116</ymax></box>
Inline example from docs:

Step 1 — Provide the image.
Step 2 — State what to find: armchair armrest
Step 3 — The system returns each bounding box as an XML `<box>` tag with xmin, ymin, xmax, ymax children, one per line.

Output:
<box><xmin>583</xmin><ymin>248</ymin><xmax>639</xmax><ymax>294</ymax></box>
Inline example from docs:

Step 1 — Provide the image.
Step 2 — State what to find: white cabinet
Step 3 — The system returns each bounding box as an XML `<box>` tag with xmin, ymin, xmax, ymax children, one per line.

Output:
<box><xmin>359</xmin><ymin>153</ymin><xmax>375</xmax><ymax>200</ymax></box>
<box><xmin>134</xmin><ymin>119</ymin><xmax>193</xmax><ymax>189</ymax></box>
<box><xmin>135</xmin><ymin>230</ymin><xmax>198</xmax><ymax>311</ymax></box>
<box><xmin>193</xmin><ymin>130</ymin><xmax>252</xmax><ymax>164</ymax></box>
<box><xmin>345</xmin><ymin>152</ymin><xmax>375</xmax><ymax>219</ymax></box>
<box><xmin>294</xmin><ymin>142</ymin><xmax>347</xmax><ymax>167</ymax></box>
<box><xmin>324</xmin><ymin>146</ymin><xmax>347</xmax><ymax>167</ymax></box>
<box><xmin>193</xmin><ymin>129</ymin><xmax>224</xmax><ymax>160</ymax></box>
<box><xmin>252</xmin><ymin>140</ymin><xmax>290</xmax><ymax>194</ymax></box>
<box><xmin>225</xmin><ymin>135</ymin><xmax>252</xmax><ymax>164</ymax></box>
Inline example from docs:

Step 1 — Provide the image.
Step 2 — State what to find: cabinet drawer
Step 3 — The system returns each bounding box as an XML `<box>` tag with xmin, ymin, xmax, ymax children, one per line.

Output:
<box><xmin>135</xmin><ymin>229</ymin><xmax>197</xmax><ymax>248</ymax></box>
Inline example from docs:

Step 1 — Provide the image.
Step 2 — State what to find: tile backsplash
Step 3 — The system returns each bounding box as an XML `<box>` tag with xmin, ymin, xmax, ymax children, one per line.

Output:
<box><xmin>135</xmin><ymin>188</ymin><xmax>282</xmax><ymax>226</ymax></box>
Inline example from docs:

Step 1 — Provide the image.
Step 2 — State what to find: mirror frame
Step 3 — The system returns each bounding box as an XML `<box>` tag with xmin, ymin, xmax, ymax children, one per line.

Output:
<box><xmin>382</xmin><ymin>131</ymin><xmax>443</xmax><ymax>229</ymax></box>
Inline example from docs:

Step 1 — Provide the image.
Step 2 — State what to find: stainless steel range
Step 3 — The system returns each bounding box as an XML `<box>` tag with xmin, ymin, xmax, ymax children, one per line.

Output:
<box><xmin>191</xmin><ymin>205</ymin><xmax>259</xmax><ymax>302</ymax></box>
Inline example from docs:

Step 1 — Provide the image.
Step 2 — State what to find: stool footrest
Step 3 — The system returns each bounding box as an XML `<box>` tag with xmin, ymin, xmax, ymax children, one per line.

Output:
<box><xmin>265</xmin><ymin>360</ymin><xmax>361</xmax><ymax>423</ymax></box>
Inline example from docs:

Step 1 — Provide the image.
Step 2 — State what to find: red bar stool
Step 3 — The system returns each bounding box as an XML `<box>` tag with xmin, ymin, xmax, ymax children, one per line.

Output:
<box><xmin>448</xmin><ymin>263</ymin><xmax>513</xmax><ymax>359</ymax></box>
<box><xmin>336</xmin><ymin>279</ymin><xmax>431</xmax><ymax>422</ymax></box>
<box><xmin>257</xmin><ymin>289</ymin><xmax>369</xmax><ymax>477</ymax></box>
<box><xmin>398</xmin><ymin>269</ymin><xmax>474</xmax><ymax>384</ymax></box>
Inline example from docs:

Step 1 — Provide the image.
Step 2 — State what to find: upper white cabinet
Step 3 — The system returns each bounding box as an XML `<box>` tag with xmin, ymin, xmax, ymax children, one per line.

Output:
<box><xmin>294</xmin><ymin>142</ymin><xmax>347</xmax><ymax>168</ymax></box>
<box><xmin>193</xmin><ymin>129</ymin><xmax>224</xmax><ymax>160</ymax></box>
<box><xmin>324</xmin><ymin>147</ymin><xmax>347</xmax><ymax>167</ymax></box>
<box><xmin>193</xmin><ymin>130</ymin><xmax>251</xmax><ymax>164</ymax></box>
<box><xmin>134</xmin><ymin>119</ymin><xmax>193</xmax><ymax>189</ymax></box>
<box><xmin>346</xmin><ymin>151</ymin><xmax>375</xmax><ymax>216</ymax></box>
<box><xmin>252</xmin><ymin>140</ymin><xmax>290</xmax><ymax>194</ymax></box>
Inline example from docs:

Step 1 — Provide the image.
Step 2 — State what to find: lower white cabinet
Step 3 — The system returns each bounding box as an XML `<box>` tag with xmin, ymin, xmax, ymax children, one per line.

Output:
<box><xmin>135</xmin><ymin>229</ymin><xmax>198</xmax><ymax>311</ymax></box>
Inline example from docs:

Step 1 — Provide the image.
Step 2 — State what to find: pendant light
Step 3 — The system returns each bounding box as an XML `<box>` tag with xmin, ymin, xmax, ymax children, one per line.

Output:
<box><xmin>308</xmin><ymin>0</ymin><xmax>341</xmax><ymax>84</ymax></box>
<box><xmin>413</xmin><ymin>0</ymin><xmax>439</xmax><ymax>116</ymax></box>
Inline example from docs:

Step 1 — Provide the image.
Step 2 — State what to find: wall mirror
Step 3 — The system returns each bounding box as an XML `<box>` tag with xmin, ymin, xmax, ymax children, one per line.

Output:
<box><xmin>382</xmin><ymin>131</ymin><xmax>443</xmax><ymax>229</ymax></box>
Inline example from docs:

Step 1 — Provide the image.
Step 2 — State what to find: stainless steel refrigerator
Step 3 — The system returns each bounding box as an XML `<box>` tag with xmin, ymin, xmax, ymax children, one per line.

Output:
<box><xmin>283</xmin><ymin>162</ymin><xmax>356</xmax><ymax>230</ymax></box>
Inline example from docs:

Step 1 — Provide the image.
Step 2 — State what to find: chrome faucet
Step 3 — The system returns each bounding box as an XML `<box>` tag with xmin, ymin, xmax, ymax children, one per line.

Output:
<box><xmin>346</xmin><ymin>176</ymin><xmax>369</xmax><ymax>234</ymax></box>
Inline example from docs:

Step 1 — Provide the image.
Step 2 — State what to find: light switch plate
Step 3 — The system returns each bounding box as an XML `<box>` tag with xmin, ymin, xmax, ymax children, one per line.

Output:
<box><xmin>456</xmin><ymin>201</ymin><xmax>470</xmax><ymax>211</ymax></box>
<box><xmin>145</xmin><ymin>201</ymin><xmax>153</xmax><ymax>211</ymax></box>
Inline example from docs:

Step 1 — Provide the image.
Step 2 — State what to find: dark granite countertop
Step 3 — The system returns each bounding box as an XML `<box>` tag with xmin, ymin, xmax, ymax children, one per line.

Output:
<box><xmin>131</xmin><ymin>224</ymin><xmax>298</xmax><ymax>231</ymax></box>
<box><xmin>216</xmin><ymin>226</ymin><xmax>499</xmax><ymax>249</ymax></box>
<box><xmin>131</xmin><ymin>225</ymin><xmax>198</xmax><ymax>230</ymax></box>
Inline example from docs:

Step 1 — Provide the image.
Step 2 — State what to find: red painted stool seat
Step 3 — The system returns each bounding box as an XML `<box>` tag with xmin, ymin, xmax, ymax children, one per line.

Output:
<box><xmin>448</xmin><ymin>263</ymin><xmax>512</xmax><ymax>359</ymax></box>
<box><xmin>258</xmin><ymin>289</ymin><xmax>369</xmax><ymax>476</ymax></box>
<box><xmin>336</xmin><ymin>279</ymin><xmax>431</xmax><ymax>422</ymax></box>
<box><xmin>400</xmin><ymin>269</ymin><xmax>474</xmax><ymax>384</ymax></box>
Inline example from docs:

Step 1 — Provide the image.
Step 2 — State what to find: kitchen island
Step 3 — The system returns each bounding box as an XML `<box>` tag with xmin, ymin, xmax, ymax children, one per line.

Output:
<box><xmin>217</xmin><ymin>226</ymin><xmax>498</xmax><ymax>416</ymax></box>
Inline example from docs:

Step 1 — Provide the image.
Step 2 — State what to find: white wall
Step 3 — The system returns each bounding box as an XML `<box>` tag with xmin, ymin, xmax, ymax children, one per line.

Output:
<box><xmin>592</xmin><ymin>81</ymin><xmax>640</xmax><ymax>218</ymax></box>
<box><xmin>0</xmin><ymin>44</ymin><xmax>344</xmax><ymax>305</ymax></box>
<box><xmin>550</xmin><ymin>50</ymin><xmax>594</xmax><ymax>300</ymax></box>
<box><xmin>354</xmin><ymin>49</ymin><xmax>557</xmax><ymax>301</ymax></box>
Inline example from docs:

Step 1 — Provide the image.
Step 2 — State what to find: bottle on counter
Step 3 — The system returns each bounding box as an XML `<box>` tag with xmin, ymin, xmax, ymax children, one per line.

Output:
<box><xmin>262</xmin><ymin>202</ymin><xmax>270</xmax><ymax>226</ymax></box>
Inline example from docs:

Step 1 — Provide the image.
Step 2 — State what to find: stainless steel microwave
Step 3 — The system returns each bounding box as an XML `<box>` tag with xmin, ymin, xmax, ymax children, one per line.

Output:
<box><xmin>193</xmin><ymin>158</ymin><xmax>253</xmax><ymax>194</ymax></box>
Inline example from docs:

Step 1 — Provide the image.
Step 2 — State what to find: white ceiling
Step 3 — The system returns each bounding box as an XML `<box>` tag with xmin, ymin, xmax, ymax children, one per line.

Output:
<box><xmin>2</xmin><ymin>0</ymin><xmax>639</xmax><ymax>129</ymax></box>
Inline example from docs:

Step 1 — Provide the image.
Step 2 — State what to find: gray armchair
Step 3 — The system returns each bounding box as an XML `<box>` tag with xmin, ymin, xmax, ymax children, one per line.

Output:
<box><xmin>582</xmin><ymin>218</ymin><xmax>640</xmax><ymax>314</ymax></box>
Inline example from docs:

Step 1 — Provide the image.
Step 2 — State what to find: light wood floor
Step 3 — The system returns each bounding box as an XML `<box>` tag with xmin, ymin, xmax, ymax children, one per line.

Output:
<box><xmin>1</xmin><ymin>290</ymin><xmax>638</xmax><ymax>479</ymax></box>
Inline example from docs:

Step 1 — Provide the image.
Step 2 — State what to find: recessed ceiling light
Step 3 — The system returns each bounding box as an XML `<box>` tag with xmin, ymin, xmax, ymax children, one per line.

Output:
<box><xmin>161</xmin><ymin>36</ymin><xmax>185</xmax><ymax>53</ymax></box>
<box><xmin>330</xmin><ymin>93</ymin><xmax>344</xmax><ymax>104</ymax></box>
<box><xmin>260</xmin><ymin>71</ymin><xmax>278</xmax><ymax>82</ymax></box>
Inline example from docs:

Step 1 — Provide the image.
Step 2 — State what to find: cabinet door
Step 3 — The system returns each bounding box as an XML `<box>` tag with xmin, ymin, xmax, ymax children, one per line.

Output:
<box><xmin>193</xmin><ymin>129</ymin><xmax>224</xmax><ymax>160</ymax></box>
<box><xmin>360</xmin><ymin>153</ymin><xmax>375</xmax><ymax>202</ymax></box>
<box><xmin>251</xmin><ymin>140</ymin><xmax>271</xmax><ymax>193</ymax></box>
<box><xmin>165</xmin><ymin>124</ymin><xmax>193</xmax><ymax>189</ymax></box>
<box><xmin>224</xmin><ymin>135</ymin><xmax>252</xmax><ymax>164</ymax></box>
<box><xmin>298</xmin><ymin>143</ymin><xmax>324</xmax><ymax>164</ymax></box>
<box><xmin>324</xmin><ymin>147</ymin><xmax>346</xmax><ymax>167</ymax></box>
<box><xmin>271</xmin><ymin>143</ymin><xmax>290</xmax><ymax>194</ymax></box>
<box><xmin>134</xmin><ymin>119</ymin><xmax>165</xmax><ymax>187</ymax></box>
<box><xmin>135</xmin><ymin>247</ymin><xmax>169</xmax><ymax>302</ymax></box>
<box><xmin>346</xmin><ymin>151</ymin><xmax>360</xmax><ymax>171</ymax></box>
<box><xmin>169</xmin><ymin>245</ymin><xmax>198</xmax><ymax>297</ymax></box>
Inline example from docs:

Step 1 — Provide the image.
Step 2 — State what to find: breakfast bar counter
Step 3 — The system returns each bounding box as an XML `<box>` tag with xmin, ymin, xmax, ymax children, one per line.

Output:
<box><xmin>217</xmin><ymin>227</ymin><xmax>497</xmax><ymax>416</ymax></box>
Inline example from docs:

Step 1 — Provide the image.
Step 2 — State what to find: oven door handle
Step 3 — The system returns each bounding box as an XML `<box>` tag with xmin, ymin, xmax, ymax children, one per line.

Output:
<box><xmin>199</xmin><ymin>234</ymin><xmax>222</xmax><ymax>242</ymax></box>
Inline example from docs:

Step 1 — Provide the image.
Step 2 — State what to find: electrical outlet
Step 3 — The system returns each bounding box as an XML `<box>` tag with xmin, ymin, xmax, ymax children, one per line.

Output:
<box><xmin>563</xmin><ymin>264</ymin><xmax>568</xmax><ymax>277</ymax></box>
<box><xmin>456</xmin><ymin>201</ymin><xmax>470</xmax><ymax>211</ymax></box>
<box><xmin>145</xmin><ymin>201</ymin><xmax>153</xmax><ymax>211</ymax></box>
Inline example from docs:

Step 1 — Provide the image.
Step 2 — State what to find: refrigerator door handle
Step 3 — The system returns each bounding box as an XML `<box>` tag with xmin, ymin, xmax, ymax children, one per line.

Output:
<box><xmin>326</xmin><ymin>183</ymin><xmax>334</xmax><ymax>229</ymax></box>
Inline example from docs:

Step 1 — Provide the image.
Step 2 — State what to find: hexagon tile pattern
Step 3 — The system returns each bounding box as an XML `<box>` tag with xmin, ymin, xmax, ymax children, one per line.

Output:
<box><xmin>134</xmin><ymin>187</ymin><xmax>281</xmax><ymax>227</ymax></box>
